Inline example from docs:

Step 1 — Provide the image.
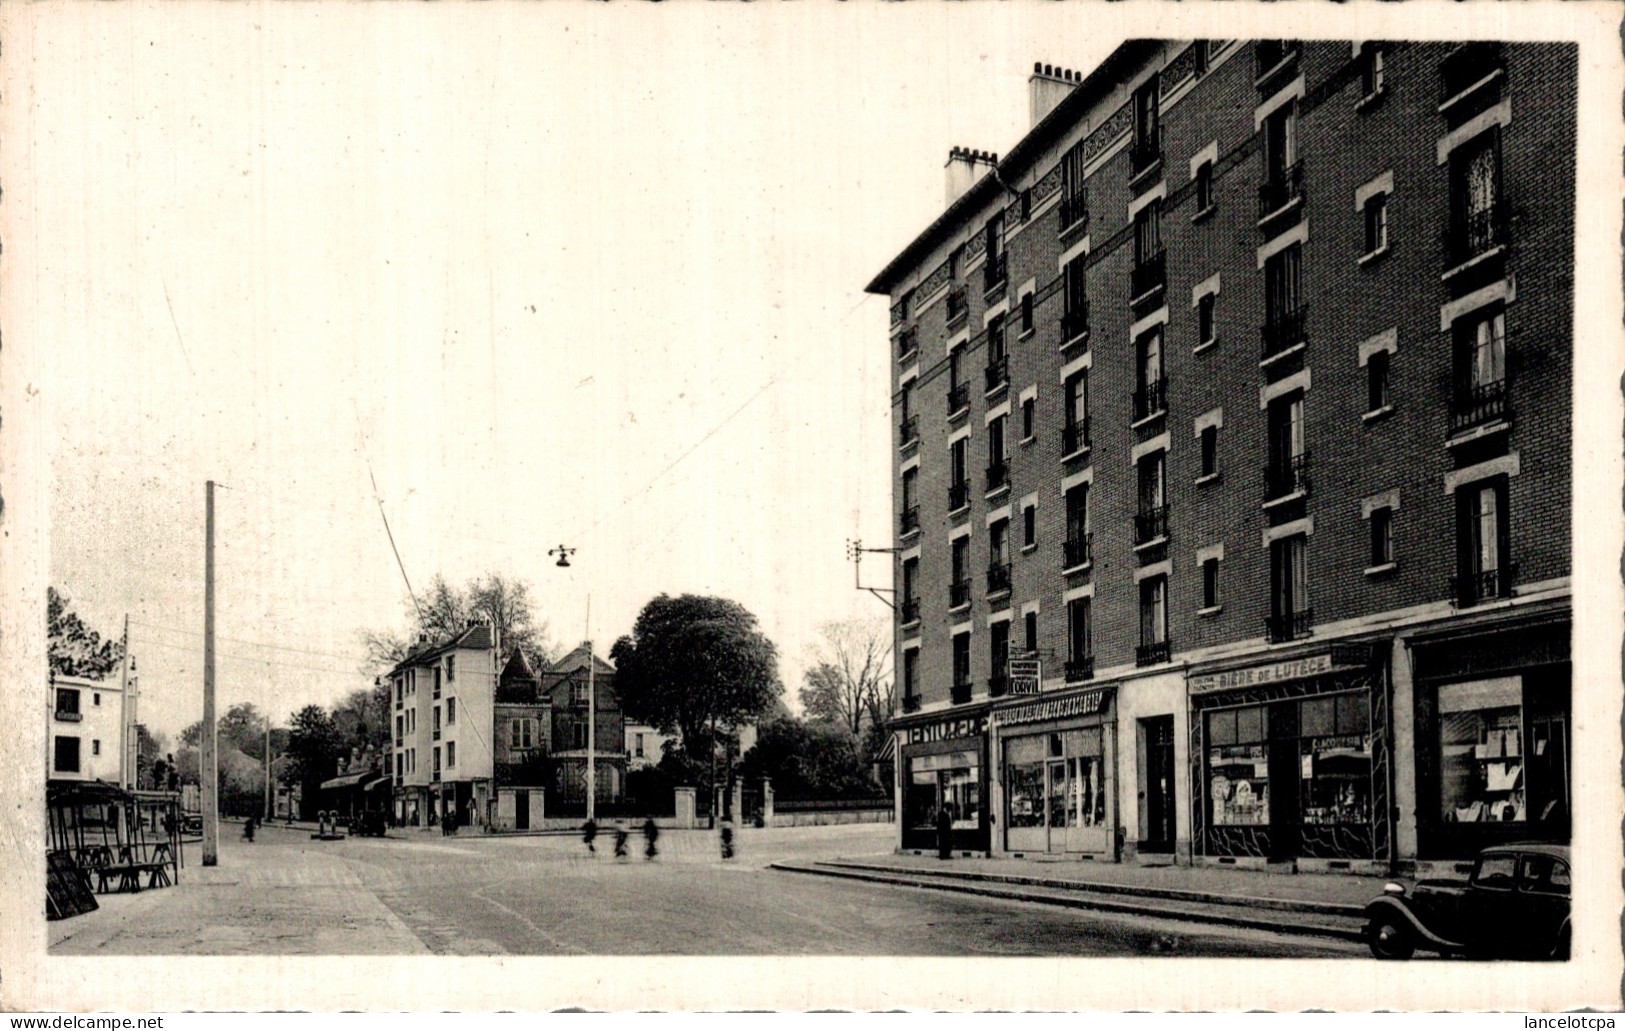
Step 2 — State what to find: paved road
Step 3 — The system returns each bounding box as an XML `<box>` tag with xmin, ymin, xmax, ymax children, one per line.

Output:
<box><xmin>284</xmin><ymin>823</ymin><xmax>1359</xmax><ymax>957</ymax></box>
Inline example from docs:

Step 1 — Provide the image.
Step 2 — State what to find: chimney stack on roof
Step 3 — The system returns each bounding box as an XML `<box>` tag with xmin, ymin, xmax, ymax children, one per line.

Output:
<box><xmin>1030</xmin><ymin>62</ymin><xmax>1083</xmax><ymax>128</ymax></box>
<box><xmin>945</xmin><ymin>146</ymin><xmax>1000</xmax><ymax>206</ymax></box>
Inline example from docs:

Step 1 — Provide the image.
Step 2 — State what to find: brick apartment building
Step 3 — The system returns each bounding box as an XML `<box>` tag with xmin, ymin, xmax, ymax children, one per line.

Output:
<box><xmin>867</xmin><ymin>40</ymin><xmax>1572</xmax><ymax>874</ymax></box>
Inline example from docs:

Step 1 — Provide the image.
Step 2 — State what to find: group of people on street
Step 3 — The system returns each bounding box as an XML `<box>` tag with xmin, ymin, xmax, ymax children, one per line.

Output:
<box><xmin>579</xmin><ymin>816</ymin><xmax>737</xmax><ymax>860</ymax></box>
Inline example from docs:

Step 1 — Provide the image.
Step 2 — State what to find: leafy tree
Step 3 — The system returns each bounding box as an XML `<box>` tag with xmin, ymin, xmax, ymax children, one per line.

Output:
<box><xmin>610</xmin><ymin>594</ymin><xmax>783</xmax><ymax>765</ymax></box>
<box><xmin>361</xmin><ymin>572</ymin><xmax>553</xmax><ymax>672</ymax></box>
<box><xmin>218</xmin><ymin>702</ymin><xmax>268</xmax><ymax>759</ymax></box>
<box><xmin>799</xmin><ymin>617</ymin><xmax>892</xmax><ymax>739</ymax></box>
<box><xmin>282</xmin><ymin>704</ymin><xmax>344</xmax><ymax>820</ymax></box>
<box><xmin>332</xmin><ymin>682</ymin><xmax>391</xmax><ymax>755</ymax></box>
<box><xmin>48</xmin><ymin>587</ymin><xmax>125</xmax><ymax>677</ymax></box>
<box><xmin>739</xmin><ymin>716</ymin><xmax>885</xmax><ymax>801</ymax></box>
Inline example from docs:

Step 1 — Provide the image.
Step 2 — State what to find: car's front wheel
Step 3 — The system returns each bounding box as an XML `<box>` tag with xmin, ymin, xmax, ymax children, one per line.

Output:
<box><xmin>1551</xmin><ymin>924</ymin><xmax>1571</xmax><ymax>961</ymax></box>
<box><xmin>1367</xmin><ymin>917</ymin><xmax>1416</xmax><ymax>960</ymax></box>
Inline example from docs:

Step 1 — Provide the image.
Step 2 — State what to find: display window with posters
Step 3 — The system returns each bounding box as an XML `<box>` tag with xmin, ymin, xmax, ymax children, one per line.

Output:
<box><xmin>899</xmin><ymin>724</ymin><xmax>989</xmax><ymax>853</ymax></box>
<box><xmin>1003</xmin><ymin>727</ymin><xmax>1110</xmax><ymax>855</ymax></box>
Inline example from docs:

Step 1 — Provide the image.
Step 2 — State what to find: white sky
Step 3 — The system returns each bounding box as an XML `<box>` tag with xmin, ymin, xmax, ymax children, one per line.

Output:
<box><xmin>29</xmin><ymin>3</ymin><xmax>1117</xmax><ymax>740</ymax></box>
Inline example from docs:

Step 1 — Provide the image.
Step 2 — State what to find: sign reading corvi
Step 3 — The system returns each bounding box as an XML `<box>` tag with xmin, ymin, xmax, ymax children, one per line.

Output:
<box><xmin>905</xmin><ymin>715</ymin><xmax>988</xmax><ymax>744</ymax></box>
<box><xmin>1188</xmin><ymin>650</ymin><xmax>1364</xmax><ymax>694</ymax></box>
<box><xmin>1007</xmin><ymin>658</ymin><xmax>1042</xmax><ymax>695</ymax></box>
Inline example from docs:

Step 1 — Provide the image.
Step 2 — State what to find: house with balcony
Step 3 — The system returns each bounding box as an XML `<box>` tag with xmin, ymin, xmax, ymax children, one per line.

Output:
<box><xmin>48</xmin><ymin>671</ymin><xmax>130</xmax><ymax>785</ymax></box>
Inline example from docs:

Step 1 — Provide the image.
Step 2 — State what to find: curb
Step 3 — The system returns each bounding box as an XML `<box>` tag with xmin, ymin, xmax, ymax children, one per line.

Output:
<box><xmin>771</xmin><ymin>861</ymin><xmax>1367</xmax><ymax>943</ymax></box>
<box><xmin>815</xmin><ymin>859</ymin><xmax>1369</xmax><ymax>918</ymax></box>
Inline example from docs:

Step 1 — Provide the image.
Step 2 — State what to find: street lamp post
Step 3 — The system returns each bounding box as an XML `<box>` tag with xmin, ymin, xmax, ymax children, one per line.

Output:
<box><xmin>550</xmin><ymin>545</ymin><xmax>593</xmax><ymax>824</ymax></box>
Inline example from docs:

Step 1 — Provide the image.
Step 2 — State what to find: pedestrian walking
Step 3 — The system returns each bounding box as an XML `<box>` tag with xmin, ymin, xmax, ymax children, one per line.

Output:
<box><xmin>935</xmin><ymin>803</ymin><xmax>954</xmax><ymax>860</ymax></box>
<box><xmin>719</xmin><ymin>818</ymin><xmax>735</xmax><ymax>860</ymax></box>
<box><xmin>582</xmin><ymin>817</ymin><xmax>599</xmax><ymax>854</ymax></box>
<box><xmin>612</xmin><ymin>823</ymin><xmax>630</xmax><ymax>860</ymax></box>
<box><xmin>642</xmin><ymin>817</ymin><xmax>659</xmax><ymax>861</ymax></box>
<box><xmin>243</xmin><ymin>815</ymin><xmax>257</xmax><ymax>842</ymax></box>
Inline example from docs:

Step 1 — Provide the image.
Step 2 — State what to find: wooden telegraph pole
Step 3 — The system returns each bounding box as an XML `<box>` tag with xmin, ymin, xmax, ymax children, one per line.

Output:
<box><xmin>201</xmin><ymin>480</ymin><xmax>219</xmax><ymax>866</ymax></box>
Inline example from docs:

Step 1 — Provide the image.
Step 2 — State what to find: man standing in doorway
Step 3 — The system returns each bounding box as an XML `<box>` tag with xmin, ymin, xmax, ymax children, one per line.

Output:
<box><xmin>936</xmin><ymin>803</ymin><xmax>954</xmax><ymax>860</ymax></box>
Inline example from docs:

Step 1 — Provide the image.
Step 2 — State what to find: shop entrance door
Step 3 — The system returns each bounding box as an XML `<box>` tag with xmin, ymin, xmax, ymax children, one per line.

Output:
<box><xmin>1267</xmin><ymin>703</ymin><xmax>1300</xmax><ymax>860</ymax></box>
<box><xmin>1142</xmin><ymin>716</ymin><xmax>1177</xmax><ymax>853</ymax></box>
<box><xmin>1046</xmin><ymin>759</ymin><xmax>1069</xmax><ymax>853</ymax></box>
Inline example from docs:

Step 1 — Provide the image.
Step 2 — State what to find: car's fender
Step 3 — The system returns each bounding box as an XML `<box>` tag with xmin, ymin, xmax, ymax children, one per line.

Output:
<box><xmin>1364</xmin><ymin>896</ymin><xmax>1464</xmax><ymax>952</ymax></box>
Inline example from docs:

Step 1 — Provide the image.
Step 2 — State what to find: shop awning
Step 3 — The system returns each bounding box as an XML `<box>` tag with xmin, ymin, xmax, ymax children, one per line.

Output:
<box><xmin>362</xmin><ymin>775</ymin><xmax>392</xmax><ymax>793</ymax></box>
<box><xmin>319</xmin><ymin>771</ymin><xmax>371</xmax><ymax>791</ymax></box>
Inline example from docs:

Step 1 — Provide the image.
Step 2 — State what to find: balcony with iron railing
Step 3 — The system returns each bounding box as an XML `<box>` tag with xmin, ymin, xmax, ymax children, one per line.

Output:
<box><xmin>1130</xmin><ymin>250</ymin><xmax>1167</xmax><ymax>302</ymax></box>
<box><xmin>1134</xmin><ymin>504</ymin><xmax>1170</xmax><ymax>545</ymax></box>
<box><xmin>1264</xmin><ymin>451</ymin><xmax>1312</xmax><ymax>501</ymax></box>
<box><xmin>1440</xmin><ymin>42</ymin><xmax>1505</xmax><ymax>109</ymax></box>
<box><xmin>1062</xmin><ymin>417</ymin><xmax>1091</xmax><ymax>457</ymax></box>
<box><xmin>54</xmin><ymin>710</ymin><xmax>83</xmax><ymax>723</ymax></box>
<box><xmin>897</xmin><ymin>326</ymin><xmax>918</xmax><ymax>360</ymax></box>
<box><xmin>1136</xmin><ymin>640</ymin><xmax>1172</xmax><ymax>667</ymax></box>
<box><xmin>986</xmin><ymin>562</ymin><xmax>1012</xmax><ymax>596</ymax></box>
<box><xmin>1452</xmin><ymin>561</ymin><xmax>1518</xmax><ymax>608</ymax></box>
<box><xmin>951</xmin><ymin>679</ymin><xmax>974</xmax><ymax>705</ymax></box>
<box><xmin>983</xmin><ymin>251</ymin><xmax>1008</xmax><ymax>296</ymax></box>
<box><xmin>900</xmin><ymin>597</ymin><xmax>920</xmax><ymax>625</ymax></box>
<box><xmin>946</xmin><ymin>285</ymin><xmax>969</xmax><ymax>326</ymax></box>
<box><xmin>947</xmin><ymin>383</ymin><xmax>969</xmax><ymax>417</ymax></box>
<box><xmin>899</xmin><ymin>413</ymin><xmax>919</xmax><ymax>447</ymax></box>
<box><xmin>899</xmin><ymin>505</ymin><xmax>920</xmax><ymax>536</ymax></box>
<box><xmin>1063</xmin><ymin>531</ymin><xmax>1093</xmax><ymax>570</ymax></box>
<box><xmin>1133</xmin><ymin>378</ymin><xmax>1168</xmax><ymax>422</ymax></box>
<box><xmin>948</xmin><ymin>481</ymin><xmax>970</xmax><ymax>512</ymax></box>
<box><xmin>1445</xmin><ymin>201</ymin><xmax>1509</xmax><ymax>269</ymax></box>
<box><xmin>1258</xmin><ymin>161</ymin><xmax>1304</xmax><ymax>222</ymax></box>
<box><xmin>1060</xmin><ymin>191</ymin><xmax>1090</xmax><ymax>232</ymax></box>
<box><xmin>1261</xmin><ymin>305</ymin><xmax>1308</xmax><ymax>361</ymax></box>
<box><xmin>1065</xmin><ymin>656</ymin><xmax>1095</xmax><ymax>683</ymax></box>
<box><xmin>901</xmin><ymin>692</ymin><xmax>922</xmax><ymax>714</ymax></box>
<box><xmin>985</xmin><ymin>461</ymin><xmax>1009</xmax><ymax>494</ymax></box>
<box><xmin>1265</xmin><ymin>608</ymin><xmax>1315</xmax><ymax>643</ymax></box>
<box><xmin>985</xmin><ymin>354</ymin><xmax>1009</xmax><ymax>393</ymax></box>
<box><xmin>1130</xmin><ymin>128</ymin><xmax>1162</xmax><ymax>179</ymax></box>
<box><xmin>1254</xmin><ymin>41</ymin><xmax>1299</xmax><ymax>88</ymax></box>
<box><xmin>988</xmin><ymin>675</ymin><xmax>1010</xmax><ymax>698</ymax></box>
<box><xmin>1061</xmin><ymin>305</ymin><xmax>1091</xmax><ymax>350</ymax></box>
<box><xmin>950</xmin><ymin>578</ymin><xmax>972</xmax><ymax>609</ymax></box>
<box><xmin>1450</xmin><ymin>378</ymin><xmax>1511</xmax><ymax>435</ymax></box>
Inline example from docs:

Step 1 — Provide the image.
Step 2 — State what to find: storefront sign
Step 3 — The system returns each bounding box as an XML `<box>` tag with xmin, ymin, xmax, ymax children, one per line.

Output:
<box><xmin>994</xmin><ymin>689</ymin><xmax>1106</xmax><ymax>727</ymax></box>
<box><xmin>1190</xmin><ymin>653</ymin><xmax>1346</xmax><ymax>694</ymax></box>
<box><xmin>905</xmin><ymin>714</ymin><xmax>987</xmax><ymax>744</ymax></box>
<box><xmin>1008</xmin><ymin>658</ymin><xmax>1042</xmax><ymax>695</ymax></box>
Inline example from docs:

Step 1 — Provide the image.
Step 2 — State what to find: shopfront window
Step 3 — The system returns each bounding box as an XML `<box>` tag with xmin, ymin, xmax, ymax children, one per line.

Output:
<box><xmin>1006</xmin><ymin>730</ymin><xmax>1107</xmax><ymax>837</ymax></box>
<box><xmin>1207</xmin><ymin>706</ymin><xmax>1268</xmax><ymax>826</ymax></box>
<box><xmin>1298</xmin><ymin>692</ymin><xmax>1372</xmax><ymax>825</ymax></box>
<box><xmin>1439</xmin><ymin>677</ymin><xmax>1526</xmax><ymax>824</ymax></box>
<box><xmin>906</xmin><ymin>750</ymin><xmax>981</xmax><ymax>832</ymax></box>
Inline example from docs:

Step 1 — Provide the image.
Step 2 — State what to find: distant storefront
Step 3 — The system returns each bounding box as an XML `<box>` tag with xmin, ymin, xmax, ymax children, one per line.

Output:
<box><xmin>896</xmin><ymin>708</ymin><xmax>989</xmax><ymax>853</ymax></box>
<box><xmin>992</xmin><ymin>686</ymin><xmax>1116</xmax><ymax>859</ymax></box>
<box><xmin>1188</xmin><ymin>645</ymin><xmax>1392</xmax><ymax>867</ymax></box>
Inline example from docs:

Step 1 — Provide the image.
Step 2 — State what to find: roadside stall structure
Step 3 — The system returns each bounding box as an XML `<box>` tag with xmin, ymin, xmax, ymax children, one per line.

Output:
<box><xmin>46</xmin><ymin>779</ymin><xmax>180</xmax><ymax>909</ymax></box>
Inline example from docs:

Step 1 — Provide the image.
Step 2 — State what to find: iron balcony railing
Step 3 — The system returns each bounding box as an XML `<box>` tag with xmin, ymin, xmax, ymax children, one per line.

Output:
<box><xmin>1059</xmin><ymin>192</ymin><xmax>1089</xmax><ymax>233</ymax></box>
<box><xmin>1130</xmin><ymin>250</ymin><xmax>1167</xmax><ymax>301</ymax></box>
<box><xmin>1062</xmin><ymin>417</ymin><xmax>1091</xmax><ymax>456</ymax></box>
<box><xmin>1450</xmin><ymin>378</ymin><xmax>1511</xmax><ymax>434</ymax></box>
<box><xmin>1136</xmin><ymin>640</ymin><xmax>1172</xmax><ymax>667</ymax></box>
<box><xmin>54</xmin><ymin>710</ymin><xmax>83</xmax><ymax>723</ymax></box>
<box><xmin>1061</xmin><ymin>305</ymin><xmax>1091</xmax><ymax>349</ymax></box>
<box><xmin>948</xmin><ymin>481</ymin><xmax>970</xmax><ymax>511</ymax></box>
<box><xmin>899</xmin><ymin>597</ymin><xmax>920</xmax><ymax>625</ymax></box>
<box><xmin>1130</xmin><ymin>128</ymin><xmax>1162</xmax><ymax>177</ymax></box>
<box><xmin>899</xmin><ymin>414</ymin><xmax>918</xmax><ymax>446</ymax></box>
<box><xmin>946</xmin><ymin>383</ymin><xmax>969</xmax><ymax>417</ymax></box>
<box><xmin>983</xmin><ymin>251</ymin><xmax>1008</xmax><ymax>295</ymax></box>
<box><xmin>897</xmin><ymin>327</ymin><xmax>918</xmax><ymax>359</ymax></box>
<box><xmin>986</xmin><ymin>562</ymin><xmax>1012</xmax><ymax>595</ymax></box>
<box><xmin>1133</xmin><ymin>378</ymin><xmax>1168</xmax><ymax>422</ymax></box>
<box><xmin>1265</xmin><ymin>608</ymin><xmax>1315</xmax><ymax>643</ymax></box>
<box><xmin>985</xmin><ymin>461</ymin><xmax>1009</xmax><ymax>493</ymax></box>
<box><xmin>946</xmin><ymin>285</ymin><xmax>969</xmax><ymax>325</ymax></box>
<box><xmin>1264</xmin><ymin>451</ymin><xmax>1312</xmax><ymax>500</ymax></box>
<box><xmin>1134</xmin><ymin>504</ymin><xmax>1170</xmax><ymax>545</ymax></box>
<box><xmin>1065</xmin><ymin>656</ymin><xmax>1095</xmax><ymax>683</ymax></box>
<box><xmin>1452</xmin><ymin>561</ymin><xmax>1519</xmax><ymax>608</ymax></box>
<box><xmin>899</xmin><ymin>505</ymin><xmax>920</xmax><ymax>536</ymax></box>
<box><xmin>951</xmin><ymin>680</ymin><xmax>974</xmax><ymax>705</ymax></box>
<box><xmin>1440</xmin><ymin>42</ymin><xmax>1505</xmax><ymax>107</ymax></box>
<box><xmin>950</xmin><ymin>578</ymin><xmax>971</xmax><ymax>608</ymax></box>
<box><xmin>1063</xmin><ymin>533</ymin><xmax>1093</xmax><ymax>570</ymax></box>
<box><xmin>1446</xmin><ymin>202</ymin><xmax>1509</xmax><ymax>267</ymax></box>
<box><xmin>1261</xmin><ymin>305</ymin><xmax>1309</xmax><ymax>360</ymax></box>
<box><xmin>985</xmin><ymin>354</ymin><xmax>1009</xmax><ymax>393</ymax></box>
<box><xmin>1257</xmin><ymin>161</ymin><xmax>1304</xmax><ymax>221</ymax></box>
<box><xmin>988</xmin><ymin>675</ymin><xmax>1010</xmax><ymax>698</ymax></box>
<box><xmin>901</xmin><ymin>693</ymin><xmax>922</xmax><ymax>714</ymax></box>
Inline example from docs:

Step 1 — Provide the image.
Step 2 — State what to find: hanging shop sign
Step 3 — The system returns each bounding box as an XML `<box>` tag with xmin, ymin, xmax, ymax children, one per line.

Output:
<box><xmin>1007</xmin><ymin>658</ymin><xmax>1042</xmax><ymax>696</ymax></box>
<box><xmin>1188</xmin><ymin>647</ymin><xmax>1369</xmax><ymax>694</ymax></box>
<box><xmin>994</xmin><ymin>689</ymin><xmax>1107</xmax><ymax>727</ymax></box>
<box><xmin>905</xmin><ymin>714</ymin><xmax>988</xmax><ymax>745</ymax></box>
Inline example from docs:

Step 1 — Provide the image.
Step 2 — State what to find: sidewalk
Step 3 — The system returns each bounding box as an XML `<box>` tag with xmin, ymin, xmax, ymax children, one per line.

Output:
<box><xmin>49</xmin><ymin>826</ymin><xmax>428</xmax><ymax>955</ymax></box>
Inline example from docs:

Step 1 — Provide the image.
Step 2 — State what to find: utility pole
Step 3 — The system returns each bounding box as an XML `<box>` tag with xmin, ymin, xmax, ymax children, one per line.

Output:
<box><xmin>585</xmin><ymin>595</ymin><xmax>595</xmax><ymax>825</ymax></box>
<box><xmin>115</xmin><ymin>615</ymin><xmax>131</xmax><ymax>789</ymax></box>
<box><xmin>201</xmin><ymin>480</ymin><xmax>219</xmax><ymax>866</ymax></box>
<box><xmin>263</xmin><ymin>714</ymin><xmax>273</xmax><ymax>822</ymax></box>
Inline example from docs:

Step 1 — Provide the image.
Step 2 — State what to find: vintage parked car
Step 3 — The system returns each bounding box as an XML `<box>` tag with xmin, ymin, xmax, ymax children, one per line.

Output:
<box><xmin>1364</xmin><ymin>843</ymin><xmax>1570</xmax><ymax>960</ymax></box>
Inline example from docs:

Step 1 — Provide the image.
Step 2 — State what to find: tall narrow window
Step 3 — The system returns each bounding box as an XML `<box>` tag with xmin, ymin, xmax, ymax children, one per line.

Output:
<box><xmin>1197</xmin><ymin>291</ymin><xmax>1216</xmax><ymax>348</ymax></box>
<box><xmin>1060</xmin><ymin>140</ymin><xmax>1088</xmax><ymax>231</ymax></box>
<box><xmin>1022</xmin><ymin>500</ymin><xmax>1037</xmax><ymax>549</ymax></box>
<box><xmin>1266</xmin><ymin>392</ymin><xmax>1308</xmax><ymax>499</ymax></box>
<box><xmin>1063</xmin><ymin>254</ymin><xmax>1089</xmax><ymax>344</ymax></box>
<box><xmin>1370</xmin><ymin>507</ymin><xmax>1394</xmax><ymax>567</ymax></box>
<box><xmin>902</xmin><ymin>557</ymin><xmax>919</xmax><ymax>615</ymax></box>
<box><xmin>1452</xmin><ymin>308</ymin><xmax>1507</xmax><ymax>432</ymax></box>
<box><xmin>949</xmin><ymin>437</ymin><xmax>969</xmax><ymax>509</ymax></box>
<box><xmin>1367</xmin><ymin>350</ymin><xmax>1392</xmax><ymax>413</ymax></box>
<box><xmin>1063</xmin><ymin>370</ymin><xmax>1089</xmax><ymax>455</ymax></box>
<box><xmin>1138</xmin><ymin>577</ymin><xmax>1168</xmax><ymax>660</ymax></box>
<box><xmin>989</xmin><ymin>620</ymin><xmax>1010</xmax><ymax>689</ymax></box>
<box><xmin>1067</xmin><ymin>597</ymin><xmax>1093</xmax><ymax>670</ymax></box>
<box><xmin>987</xmin><ymin>416</ymin><xmax>1008</xmax><ymax>492</ymax></box>
<box><xmin>1456</xmin><ymin>479</ymin><xmax>1510</xmax><ymax>604</ymax></box>
<box><xmin>986</xmin><ymin>316</ymin><xmax>1008</xmax><ymax>391</ymax></box>
<box><xmin>988</xmin><ymin>519</ymin><xmax>1011</xmax><ymax>595</ymax></box>
<box><xmin>952</xmin><ymin>632</ymin><xmax>972</xmax><ymax>694</ymax></box>
<box><xmin>901</xmin><ymin>466</ymin><xmax>918</xmax><ymax>533</ymax></box>
<box><xmin>1202</xmin><ymin>557</ymin><xmax>1221</xmax><ymax>609</ymax></box>
<box><xmin>1021</xmin><ymin>396</ymin><xmax>1035</xmax><ymax>441</ymax></box>
<box><xmin>1064</xmin><ymin>484</ymin><xmax>1090</xmax><ymax>568</ymax></box>
<box><xmin>1132</xmin><ymin>81</ymin><xmax>1161</xmax><ymax>174</ymax></box>
<box><xmin>984</xmin><ymin>212</ymin><xmax>1007</xmax><ymax>293</ymax></box>
<box><xmin>1451</xmin><ymin>131</ymin><xmax>1502</xmax><ymax>264</ymax></box>
<box><xmin>1200</xmin><ymin>425</ymin><xmax>1219</xmax><ymax>479</ymax></box>
<box><xmin>1262</xmin><ymin>103</ymin><xmax>1298</xmax><ymax>195</ymax></box>
<box><xmin>1134</xmin><ymin>202</ymin><xmax>1162</xmax><ymax>268</ymax></box>
<box><xmin>951</xmin><ymin>536</ymin><xmax>970</xmax><ymax>607</ymax></box>
<box><xmin>1360</xmin><ymin>43</ymin><xmax>1385</xmax><ymax>100</ymax></box>
<box><xmin>902</xmin><ymin>648</ymin><xmax>919</xmax><ymax>705</ymax></box>
<box><xmin>1269</xmin><ymin>534</ymin><xmax>1311</xmax><ymax>639</ymax></box>
<box><xmin>1263</xmin><ymin>245</ymin><xmax>1304</xmax><ymax>357</ymax></box>
<box><xmin>1363</xmin><ymin>193</ymin><xmax>1388</xmax><ymax>256</ymax></box>
<box><xmin>1023</xmin><ymin>611</ymin><xmax>1038</xmax><ymax>654</ymax></box>
<box><xmin>1195</xmin><ymin>160</ymin><xmax>1214</xmax><ymax>213</ymax></box>
<box><xmin>1020</xmin><ymin>292</ymin><xmax>1034</xmax><ymax>335</ymax></box>
<box><xmin>1135</xmin><ymin>329</ymin><xmax>1165</xmax><ymax>420</ymax></box>
<box><xmin>1136</xmin><ymin>452</ymin><xmax>1167</xmax><ymax>544</ymax></box>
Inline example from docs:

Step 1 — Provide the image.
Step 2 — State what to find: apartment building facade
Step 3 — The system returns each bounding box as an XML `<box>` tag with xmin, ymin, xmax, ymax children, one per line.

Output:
<box><xmin>387</xmin><ymin>622</ymin><xmax>498</xmax><ymax>828</ymax></box>
<box><xmin>869</xmin><ymin>40</ymin><xmax>1573</xmax><ymax>873</ymax></box>
<box><xmin>47</xmin><ymin>670</ymin><xmax>130</xmax><ymax>785</ymax></box>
